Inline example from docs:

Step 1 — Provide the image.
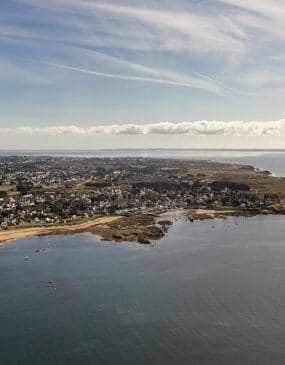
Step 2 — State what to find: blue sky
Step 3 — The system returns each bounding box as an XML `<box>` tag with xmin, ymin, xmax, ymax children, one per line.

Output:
<box><xmin>1</xmin><ymin>0</ymin><xmax>285</xmax><ymax>149</ymax></box>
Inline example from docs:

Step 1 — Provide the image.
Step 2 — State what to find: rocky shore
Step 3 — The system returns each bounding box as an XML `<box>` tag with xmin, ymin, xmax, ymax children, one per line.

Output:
<box><xmin>89</xmin><ymin>213</ymin><xmax>173</xmax><ymax>244</ymax></box>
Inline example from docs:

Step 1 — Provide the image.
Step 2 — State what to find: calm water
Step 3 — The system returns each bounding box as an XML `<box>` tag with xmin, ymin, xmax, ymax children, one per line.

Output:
<box><xmin>0</xmin><ymin>149</ymin><xmax>285</xmax><ymax>176</ymax></box>
<box><xmin>1</xmin><ymin>215</ymin><xmax>285</xmax><ymax>364</ymax></box>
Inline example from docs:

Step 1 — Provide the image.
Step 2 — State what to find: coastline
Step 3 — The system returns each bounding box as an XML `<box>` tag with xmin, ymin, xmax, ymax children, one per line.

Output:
<box><xmin>0</xmin><ymin>215</ymin><xmax>121</xmax><ymax>245</ymax></box>
<box><xmin>1</xmin><ymin>207</ymin><xmax>284</xmax><ymax>245</ymax></box>
<box><xmin>159</xmin><ymin>208</ymin><xmax>237</xmax><ymax>218</ymax></box>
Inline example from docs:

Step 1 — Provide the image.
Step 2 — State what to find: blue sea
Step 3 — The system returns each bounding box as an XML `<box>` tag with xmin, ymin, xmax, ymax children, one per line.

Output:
<box><xmin>1</xmin><ymin>149</ymin><xmax>285</xmax><ymax>364</ymax></box>
<box><xmin>1</xmin><ymin>215</ymin><xmax>285</xmax><ymax>364</ymax></box>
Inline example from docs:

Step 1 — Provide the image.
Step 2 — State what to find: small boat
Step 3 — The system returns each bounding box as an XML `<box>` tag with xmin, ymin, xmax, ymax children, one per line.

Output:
<box><xmin>24</xmin><ymin>256</ymin><xmax>30</xmax><ymax>261</ymax></box>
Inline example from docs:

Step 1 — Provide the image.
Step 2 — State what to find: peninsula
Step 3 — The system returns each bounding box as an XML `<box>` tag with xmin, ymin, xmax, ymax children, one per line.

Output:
<box><xmin>1</xmin><ymin>157</ymin><xmax>285</xmax><ymax>244</ymax></box>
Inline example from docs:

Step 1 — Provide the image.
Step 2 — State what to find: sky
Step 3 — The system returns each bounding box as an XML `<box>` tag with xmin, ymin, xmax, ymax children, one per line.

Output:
<box><xmin>0</xmin><ymin>0</ymin><xmax>285</xmax><ymax>149</ymax></box>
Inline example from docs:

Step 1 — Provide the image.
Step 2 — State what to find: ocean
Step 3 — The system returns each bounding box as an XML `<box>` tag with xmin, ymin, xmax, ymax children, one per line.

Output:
<box><xmin>1</xmin><ymin>215</ymin><xmax>285</xmax><ymax>364</ymax></box>
<box><xmin>0</xmin><ymin>149</ymin><xmax>285</xmax><ymax>176</ymax></box>
<box><xmin>1</xmin><ymin>149</ymin><xmax>285</xmax><ymax>364</ymax></box>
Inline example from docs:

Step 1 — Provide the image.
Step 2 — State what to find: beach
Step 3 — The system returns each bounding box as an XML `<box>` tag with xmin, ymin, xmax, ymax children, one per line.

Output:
<box><xmin>1</xmin><ymin>207</ymin><xmax>282</xmax><ymax>245</ymax></box>
<box><xmin>0</xmin><ymin>215</ymin><xmax>121</xmax><ymax>244</ymax></box>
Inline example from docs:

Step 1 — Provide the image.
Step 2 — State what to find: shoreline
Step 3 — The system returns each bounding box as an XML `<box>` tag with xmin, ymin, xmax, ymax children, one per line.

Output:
<box><xmin>0</xmin><ymin>215</ymin><xmax>121</xmax><ymax>245</ymax></box>
<box><xmin>1</xmin><ymin>207</ymin><xmax>284</xmax><ymax>245</ymax></box>
<box><xmin>158</xmin><ymin>208</ymin><xmax>274</xmax><ymax>220</ymax></box>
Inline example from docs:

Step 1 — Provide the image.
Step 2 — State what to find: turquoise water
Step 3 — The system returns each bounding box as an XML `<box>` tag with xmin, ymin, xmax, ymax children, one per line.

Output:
<box><xmin>1</xmin><ymin>215</ymin><xmax>285</xmax><ymax>364</ymax></box>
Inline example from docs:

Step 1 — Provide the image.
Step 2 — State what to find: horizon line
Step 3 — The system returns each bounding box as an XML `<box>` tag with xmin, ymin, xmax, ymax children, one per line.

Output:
<box><xmin>1</xmin><ymin>148</ymin><xmax>285</xmax><ymax>152</ymax></box>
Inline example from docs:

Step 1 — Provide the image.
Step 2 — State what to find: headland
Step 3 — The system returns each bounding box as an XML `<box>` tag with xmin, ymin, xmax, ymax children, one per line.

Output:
<box><xmin>1</xmin><ymin>156</ymin><xmax>285</xmax><ymax>244</ymax></box>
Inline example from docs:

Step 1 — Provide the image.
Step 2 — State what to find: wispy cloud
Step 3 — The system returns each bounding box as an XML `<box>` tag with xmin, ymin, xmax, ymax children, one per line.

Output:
<box><xmin>217</xmin><ymin>0</ymin><xmax>285</xmax><ymax>18</ymax></box>
<box><xmin>217</xmin><ymin>0</ymin><xmax>285</xmax><ymax>43</ymax></box>
<box><xmin>81</xmin><ymin>49</ymin><xmax>252</xmax><ymax>95</ymax></box>
<box><xmin>43</xmin><ymin>59</ymin><xmax>222</xmax><ymax>94</ymax></box>
<box><xmin>6</xmin><ymin>0</ymin><xmax>283</xmax><ymax>95</ymax></box>
<box><xmin>2</xmin><ymin>119</ymin><xmax>285</xmax><ymax>136</ymax></box>
<box><xmin>14</xmin><ymin>0</ymin><xmax>247</xmax><ymax>55</ymax></box>
<box><xmin>88</xmin><ymin>2</ymin><xmax>247</xmax><ymax>53</ymax></box>
<box><xmin>1</xmin><ymin>0</ymin><xmax>285</xmax><ymax>133</ymax></box>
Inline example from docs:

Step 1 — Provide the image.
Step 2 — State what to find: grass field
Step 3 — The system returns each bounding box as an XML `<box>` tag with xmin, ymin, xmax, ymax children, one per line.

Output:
<box><xmin>0</xmin><ymin>185</ymin><xmax>18</xmax><ymax>196</ymax></box>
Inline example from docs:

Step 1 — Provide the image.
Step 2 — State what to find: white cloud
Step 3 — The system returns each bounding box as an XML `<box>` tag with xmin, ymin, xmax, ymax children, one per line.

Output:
<box><xmin>217</xmin><ymin>0</ymin><xmax>285</xmax><ymax>45</ymax></box>
<box><xmin>2</xmin><ymin>0</ymin><xmax>285</xmax><ymax>98</ymax></box>
<box><xmin>2</xmin><ymin>119</ymin><xmax>285</xmax><ymax>137</ymax></box>
<box><xmin>217</xmin><ymin>0</ymin><xmax>285</xmax><ymax>18</ymax></box>
<box><xmin>14</xmin><ymin>0</ymin><xmax>247</xmax><ymax>55</ymax></box>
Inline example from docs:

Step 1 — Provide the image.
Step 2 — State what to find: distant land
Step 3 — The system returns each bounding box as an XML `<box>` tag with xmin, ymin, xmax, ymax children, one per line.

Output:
<box><xmin>1</xmin><ymin>148</ymin><xmax>285</xmax><ymax>154</ymax></box>
<box><xmin>1</xmin><ymin>156</ymin><xmax>285</xmax><ymax>244</ymax></box>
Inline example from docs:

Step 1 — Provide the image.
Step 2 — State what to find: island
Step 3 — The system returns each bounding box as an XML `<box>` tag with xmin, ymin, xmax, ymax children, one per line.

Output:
<box><xmin>1</xmin><ymin>156</ymin><xmax>285</xmax><ymax>244</ymax></box>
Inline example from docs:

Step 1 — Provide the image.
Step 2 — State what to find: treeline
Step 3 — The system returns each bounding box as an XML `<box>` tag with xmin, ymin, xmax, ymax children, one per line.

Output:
<box><xmin>210</xmin><ymin>181</ymin><xmax>250</xmax><ymax>191</ymax></box>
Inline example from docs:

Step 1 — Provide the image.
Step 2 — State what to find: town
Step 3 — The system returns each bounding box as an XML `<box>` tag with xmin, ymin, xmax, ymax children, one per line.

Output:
<box><xmin>0</xmin><ymin>156</ymin><xmax>283</xmax><ymax>230</ymax></box>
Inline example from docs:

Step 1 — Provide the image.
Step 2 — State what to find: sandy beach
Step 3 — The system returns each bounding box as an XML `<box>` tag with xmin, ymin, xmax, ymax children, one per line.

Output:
<box><xmin>0</xmin><ymin>208</ymin><xmax>277</xmax><ymax>245</ymax></box>
<box><xmin>0</xmin><ymin>216</ymin><xmax>121</xmax><ymax>245</ymax></box>
<box><xmin>0</xmin><ymin>209</ymin><xmax>229</xmax><ymax>245</ymax></box>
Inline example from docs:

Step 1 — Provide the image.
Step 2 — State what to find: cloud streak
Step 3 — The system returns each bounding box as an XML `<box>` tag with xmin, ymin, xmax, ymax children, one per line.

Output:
<box><xmin>217</xmin><ymin>0</ymin><xmax>285</xmax><ymax>18</ymax></box>
<box><xmin>13</xmin><ymin>0</ymin><xmax>247</xmax><ymax>55</ymax></box>
<box><xmin>44</xmin><ymin>61</ymin><xmax>221</xmax><ymax>94</ymax></box>
<box><xmin>2</xmin><ymin>120</ymin><xmax>285</xmax><ymax>137</ymax></box>
<box><xmin>2</xmin><ymin>0</ymin><xmax>285</xmax><ymax>95</ymax></box>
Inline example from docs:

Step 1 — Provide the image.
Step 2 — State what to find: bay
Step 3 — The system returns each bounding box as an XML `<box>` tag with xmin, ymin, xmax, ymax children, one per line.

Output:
<box><xmin>1</xmin><ymin>215</ymin><xmax>285</xmax><ymax>364</ymax></box>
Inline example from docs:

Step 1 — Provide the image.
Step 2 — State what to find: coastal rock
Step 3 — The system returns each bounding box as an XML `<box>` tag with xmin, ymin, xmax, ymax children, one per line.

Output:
<box><xmin>137</xmin><ymin>236</ymin><xmax>151</xmax><ymax>244</ymax></box>
<box><xmin>112</xmin><ymin>233</ymin><xmax>124</xmax><ymax>240</ymax></box>
<box><xmin>157</xmin><ymin>220</ymin><xmax>172</xmax><ymax>227</ymax></box>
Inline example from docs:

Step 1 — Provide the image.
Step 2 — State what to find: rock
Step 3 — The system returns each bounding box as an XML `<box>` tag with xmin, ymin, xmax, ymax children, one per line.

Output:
<box><xmin>157</xmin><ymin>220</ymin><xmax>172</xmax><ymax>226</ymax></box>
<box><xmin>137</xmin><ymin>236</ymin><xmax>151</xmax><ymax>244</ymax></box>
<box><xmin>158</xmin><ymin>220</ymin><xmax>172</xmax><ymax>232</ymax></box>
<box><xmin>144</xmin><ymin>226</ymin><xmax>164</xmax><ymax>240</ymax></box>
<box><xmin>112</xmin><ymin>233</ymin><xmax>124</xmax><ymax>240</ymax></box>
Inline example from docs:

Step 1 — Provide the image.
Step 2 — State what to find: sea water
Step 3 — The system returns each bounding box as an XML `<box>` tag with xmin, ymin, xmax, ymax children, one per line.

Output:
<box><xmin>1</xmin><ymin>215</ymin><xmax>285</xmax><ymax>364</ymax></box>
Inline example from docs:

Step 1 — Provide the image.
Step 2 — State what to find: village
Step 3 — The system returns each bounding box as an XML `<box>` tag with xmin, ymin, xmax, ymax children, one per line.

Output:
<box><xmin>0</xmin><ymin>156</ymin><xmax>282</xmax><ymax>230</ymax></box>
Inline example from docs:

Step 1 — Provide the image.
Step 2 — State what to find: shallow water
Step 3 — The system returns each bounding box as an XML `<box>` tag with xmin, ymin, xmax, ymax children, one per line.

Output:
<box><xmin>1</xmin><ymin>215</ymin><xmax>285</xmax><ymax>364</ymax></box>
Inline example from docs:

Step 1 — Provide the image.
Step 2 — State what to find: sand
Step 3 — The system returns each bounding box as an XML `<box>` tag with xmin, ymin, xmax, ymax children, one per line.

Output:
<box><xmin>159</xmin><ymin>208</ymin><xmax>236</xmax><ymax>217</ymax></box>
<box><xmin>0</xmin><ymin>216</ymin><xmax>121</xmax><ymax>245</ymax></box>
<box><xmin>0</xmin><ymin>208</ymin><xmax>269</xmax><ymax>245</ymax></box>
